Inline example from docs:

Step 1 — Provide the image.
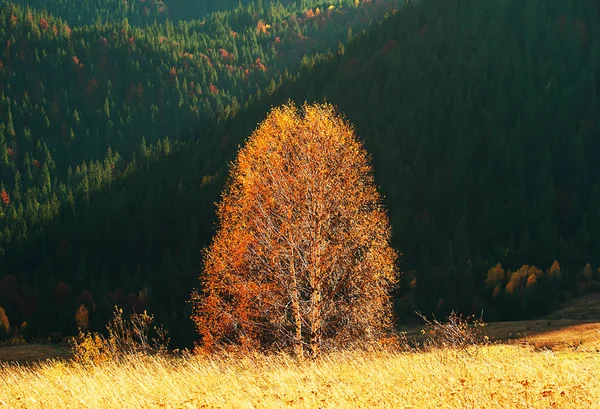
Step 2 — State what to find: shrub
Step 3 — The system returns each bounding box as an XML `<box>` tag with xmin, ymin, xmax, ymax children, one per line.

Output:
<box><xmin>71</xmin><ymin>306</ymin><xmax>169</xmax><ymax>364</ymax></box>
<box><xmin>418</xmin><ymin>311</ymin><xmax>488</xmax><ymax>354</ymax></box>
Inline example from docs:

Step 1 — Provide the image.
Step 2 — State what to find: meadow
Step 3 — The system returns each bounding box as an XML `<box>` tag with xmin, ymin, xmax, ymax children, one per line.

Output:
<box><xmin>0</xmin><ymin>342</ymin><xmax>599</xmax><ymax>408</ymax></box>
<box><xmin>2</xmin><ymin>295</ymin><xmax>600</xmax><ymax>408</ymax></box>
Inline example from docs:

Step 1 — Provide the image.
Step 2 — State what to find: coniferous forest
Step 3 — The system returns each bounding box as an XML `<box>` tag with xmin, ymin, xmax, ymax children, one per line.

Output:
<box><xmin>1</xmin><ymin>0</ymin><xmax>600</xmax><ymax>348</ymax></box>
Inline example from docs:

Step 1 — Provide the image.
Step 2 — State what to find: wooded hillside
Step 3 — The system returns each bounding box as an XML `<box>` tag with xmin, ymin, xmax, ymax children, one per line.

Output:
<box><xmin>1</xmin><ymin>0</ymin><xmax>600</xmax><ymax>347</ymax></box>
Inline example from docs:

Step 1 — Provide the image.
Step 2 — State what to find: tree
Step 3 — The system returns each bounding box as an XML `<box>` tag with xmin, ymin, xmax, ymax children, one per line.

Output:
<box><xmin>191</xmin><ymin>102</ymin><xmax>398</xmax><ymax>357</ymax></box>
<box><xmin>0</xmin><ymin>306</ymin><xmax>10</xmax><ymax>340</ymax></box>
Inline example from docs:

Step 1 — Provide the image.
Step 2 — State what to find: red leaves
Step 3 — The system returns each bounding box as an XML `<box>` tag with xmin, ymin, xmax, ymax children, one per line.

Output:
<box><xmin>72</xmin><ymin>55</ymin><xmax>83</xmax><ymax>68</ymax></box>
<box><xmin>1</xmin><ymin>189</ymin><xmax>10</xmax><ymax>206</ymax></box>
<box><xmin>253</xmin><ymin>58</ymin><xmax>267</xmax><ymax>72</ymax></box>
<box><xmin>209</xmin><ymin>83</ymin><xmax>219</xmax><ymax>94</ymax></box>
<box><xmin>39</xmin><ymin>18</ymin><xmax>49</xmax><ymax>32</ymax></box>
<box><xmin>256</xmin><ymin>20</ymin><xmax>270</xmax><ymax>34</ymax></box>
<box><xmin>377</xmin><ymin>40</ymin><xmax>397</xmax><ymax>55</ymax></box>
<box><xmin>218</xmin><ymin>49</ymin><xmax>235</xmax><ymax>63</ymax></box>
<box><xmin>33</xmin><ymin>159</ymin><xmax>41</xmax><ymax>168</ymax></box>
<box><xmin>218</xmin><ymin>48</ymin><xmax>229</xmax><ymax>60</ymax></box>
<box><xmin>199</xmin><ymin>53</ymin><xmax>213</xmax><ymax>68</ymax></box>
<box><xmin>54</xmin><ymin>281</ymin><xmax>69</xmax><ymax>299</ymax></box>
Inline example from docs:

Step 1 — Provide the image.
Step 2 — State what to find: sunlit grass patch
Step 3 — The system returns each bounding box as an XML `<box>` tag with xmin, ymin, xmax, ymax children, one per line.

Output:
<box><xmin>1</xmin><ymin>344</ymin><xmax>598</xmax><ymax>408</ymax></box>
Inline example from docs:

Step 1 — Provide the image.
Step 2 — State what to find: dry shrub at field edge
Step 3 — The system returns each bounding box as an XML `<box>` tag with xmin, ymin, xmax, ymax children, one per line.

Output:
<box><xmin>0</xmin><ymin>344</ymin><xmax>598</xmax><ymax>408</ymax></box>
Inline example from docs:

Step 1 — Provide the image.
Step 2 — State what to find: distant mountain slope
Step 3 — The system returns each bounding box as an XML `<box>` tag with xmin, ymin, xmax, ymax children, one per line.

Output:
<box><xmin>11</xmin><ymin>0</ymin><xmax>287</xmax><ymax>26</ymax></box>
<box><xmin>277</xmin><ymin>0</ymin><xmax>600</xmax><ymax>321</ymax></box>
<box><xmin>12</xmin><ymin>0</ymin><xmax>386</xmax><ymax>26</ymax></box>
<box><xmin>0</xmin><ymin>0</ymin><xmax>399</xmax><ymax>168</ymax></box>
<box><xmin>0</xmin><ymin>0</ymin><xmax>402</xmax><ymax>345</ymax></box>
<box><xmin>2</xmin><ymin>0</ymin><xmax>600</xmax><ymax>346</ymax></box>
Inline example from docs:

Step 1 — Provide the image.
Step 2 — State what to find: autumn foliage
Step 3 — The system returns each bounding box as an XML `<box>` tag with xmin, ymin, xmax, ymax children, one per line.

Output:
<box><xmin>191</xmin><ymin>102</ymin><xmax>398</xmax><ymax>357</ymax></box>
<box><xmin>0</xmin><ymin>306</ymin><xmax>10</xmax><ymax>337</ymax></box>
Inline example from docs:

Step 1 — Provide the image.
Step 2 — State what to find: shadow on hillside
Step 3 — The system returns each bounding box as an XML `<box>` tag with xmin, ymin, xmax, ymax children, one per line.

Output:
<box><xmin>0</xmin><ymin>35</ymin><xmax>347</xmax><ymax>347</ymax></box>
<box><xmin>399</xmin><ymin>316</ymin><xmax>600</xmax><ymax>353</ymax></box>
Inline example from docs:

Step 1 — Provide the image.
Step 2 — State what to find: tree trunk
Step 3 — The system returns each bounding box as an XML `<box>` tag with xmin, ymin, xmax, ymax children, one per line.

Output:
<box><xmin>290</xmin><ymin>247</ymin><xmax>303</xmax><ymax>359</ymax></box>
<box><xmin>309</xmin><ymin>283</ymin><xmax>322</xmax><ymax>358</ymax></box>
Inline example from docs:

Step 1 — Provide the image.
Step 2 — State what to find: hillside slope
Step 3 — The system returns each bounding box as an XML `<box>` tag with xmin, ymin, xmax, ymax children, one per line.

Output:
<box><xmin>0</xmin><ymin>0</ymin><xmax>403</xmax><ymax>345</ymax></box>
<box><xmin>2</xmin><ymin>0</ymin><xmax>600</xmax><ymax>346</ymax></box>
<box><xmin>277</xmin><ymin>0</ymin><xmax>600</xmax><ymax>321</ymax></box>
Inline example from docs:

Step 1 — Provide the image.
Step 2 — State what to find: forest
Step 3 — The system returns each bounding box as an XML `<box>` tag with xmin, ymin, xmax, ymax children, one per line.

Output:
<box><xmin>1</xmin><ymin>0</ymin><xmax>600</xmax><ymax>348</ymax></box>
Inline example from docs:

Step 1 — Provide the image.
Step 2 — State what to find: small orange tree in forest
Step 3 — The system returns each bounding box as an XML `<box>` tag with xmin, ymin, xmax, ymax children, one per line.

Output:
<box><xmin>190</xmin><ymin>102</ymin><xmax>398</xmax><ymax>357</ymax></box>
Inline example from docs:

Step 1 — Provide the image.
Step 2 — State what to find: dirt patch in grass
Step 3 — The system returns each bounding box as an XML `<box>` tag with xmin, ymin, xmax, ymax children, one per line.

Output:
<box><xmin>0</xmin><ymin>343</ymin><xmax>71</xmax><ymax>363</ymax></box>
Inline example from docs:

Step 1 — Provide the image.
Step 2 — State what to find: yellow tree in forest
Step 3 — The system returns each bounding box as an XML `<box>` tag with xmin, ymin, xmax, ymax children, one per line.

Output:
<box><xmin>191</xmin><ymin>102</ymin><xmax>398</xmax><ymax>357</ymax></box>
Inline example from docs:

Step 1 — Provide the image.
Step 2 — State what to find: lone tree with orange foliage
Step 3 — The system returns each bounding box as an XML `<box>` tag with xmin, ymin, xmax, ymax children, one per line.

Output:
<box><xmin>191</xmin><ymin>102</ymin><xmax>398</xmax><ymax>358</ymax></box>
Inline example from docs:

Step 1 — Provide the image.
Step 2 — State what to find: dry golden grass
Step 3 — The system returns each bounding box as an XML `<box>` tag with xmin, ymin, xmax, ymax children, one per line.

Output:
<box><xmin>1</xmin><ymin>344</ymin><xmax>599</xmax><ymax>408</ymax></box>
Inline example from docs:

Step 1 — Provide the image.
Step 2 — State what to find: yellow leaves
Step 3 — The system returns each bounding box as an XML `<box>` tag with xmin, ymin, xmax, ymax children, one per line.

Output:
<box><xmin>526</xmin><ymin>273</ymin><xmax>537</xmax><ymax>288</ymax></box>
<box><xmin>549</xmin><ymin>260</ymin><xmax>561</xmax><ymax>277</ymax></box>
<box><xmin>75</xmin><ymin>304</ymin><xmax>89</xmax><ymax>331</ymax></box>
<box><xmin>505</xmin><ymin>264</ymin><xmax>544</xmax><ymax>294</ymax></box>
<box><xmin>0</xmin><ymin>306</ymin><xmax>10</xmax><ymax>335</ymax></box>
<box><xmin>485</xmin><ymin>263</ymin><xmax>505</xmax><ymax>287</ymax></box>
<box><xmin>582</xmin><ymin>263</ymin><xmax>593</xmax><ymax>281</ymax></box>
<box><xmin>191</xmin><ymin>102</ymin><xmax>398</xmax><ymax>354</ymax></box>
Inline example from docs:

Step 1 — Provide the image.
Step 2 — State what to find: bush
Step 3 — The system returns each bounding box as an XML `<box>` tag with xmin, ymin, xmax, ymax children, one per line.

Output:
<box><xmin>418</xmin><ymin>311</ymin><xmax>489</xmax><ymax>354</ymax></box>
<box><xmin>71</xmin><ymin>307</ymin><xmax>169</xmax><ymax>364</ymax></box>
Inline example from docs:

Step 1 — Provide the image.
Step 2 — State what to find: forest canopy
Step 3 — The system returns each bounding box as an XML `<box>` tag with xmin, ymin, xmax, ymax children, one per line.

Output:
<box><xmin>1</xmin><ymin>0</ymin><xmax>600</xmax><ymax>347</ymax></box>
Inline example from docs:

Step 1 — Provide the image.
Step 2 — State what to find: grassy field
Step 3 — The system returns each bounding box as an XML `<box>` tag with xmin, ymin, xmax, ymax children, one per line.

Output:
<box><xmin>0</xmin><ymin>344</ymin><xmax>599</xmax><ymax>408</ymax></box>
<box><xmin>1</xmin><ymin>294</ymin><xmax>599</xmax><ymax>408</ymax></box>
